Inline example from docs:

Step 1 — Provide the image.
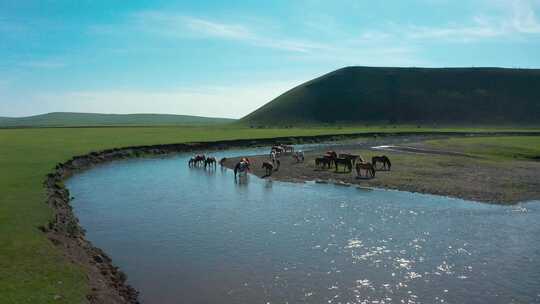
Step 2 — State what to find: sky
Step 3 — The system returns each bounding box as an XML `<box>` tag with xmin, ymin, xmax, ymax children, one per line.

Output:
<box><xmin>1</xmin><ymin>0</ymin><xmax>540</xmax><ymax>118</ymax></box>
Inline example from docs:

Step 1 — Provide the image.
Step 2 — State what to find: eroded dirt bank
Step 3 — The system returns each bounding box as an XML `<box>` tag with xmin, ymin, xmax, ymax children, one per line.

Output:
<box><xmin>42</xmin><ymin>132</ymin><xmax>540</xmax><ymax>303</ymax></box>
<box><xmin>223</xmin><ymin>139</ymin><xmax>540</xmax><ymax>204</ymax></box>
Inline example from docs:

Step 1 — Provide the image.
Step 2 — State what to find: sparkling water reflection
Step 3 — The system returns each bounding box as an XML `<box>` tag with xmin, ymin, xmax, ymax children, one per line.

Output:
<box><xmin>67</xmin><ymin>148</ymin><xmax>540</xmax><ymax>304</ymax></box>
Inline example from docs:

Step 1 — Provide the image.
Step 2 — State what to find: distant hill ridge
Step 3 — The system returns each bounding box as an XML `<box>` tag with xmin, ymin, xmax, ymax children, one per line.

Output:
<box><xmin>242</xmin><ymin>66</ymin><xmax>540</xmax><ymax>125</ymax></box>
<box><xmin>0</xmin><ymin>112</ymin><xmax>235</xmax><ymax>128</ymax></box>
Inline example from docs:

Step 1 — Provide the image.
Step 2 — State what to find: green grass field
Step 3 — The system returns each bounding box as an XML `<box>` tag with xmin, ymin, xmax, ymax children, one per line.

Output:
<box><xmin>1</xmin><ymin>126</ymin><xmax>539</xmax><ymax>303</ymax></box>
<box><xmin>426</xmin><ymin>136</ymin><xmax>540</xmax><ymax>161</ymax></box>
<box><xmin>0</xmin><ymin>112</ymin><xmax>234</xmax><ymax>128</ymax></box>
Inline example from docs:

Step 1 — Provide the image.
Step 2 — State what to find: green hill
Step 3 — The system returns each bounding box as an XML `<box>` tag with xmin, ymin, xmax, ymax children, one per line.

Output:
<box><xmin>0</xmin><ymin>112</ymin><xmax>235</xmax><ymax>128</ymax></box>
<box><xmin>242</xmin><ymin>66</ymin><xmax>540</xmax><ymax>126</ymax></box>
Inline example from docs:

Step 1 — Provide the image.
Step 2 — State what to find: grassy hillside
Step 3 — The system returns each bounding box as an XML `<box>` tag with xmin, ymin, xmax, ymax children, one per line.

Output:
<box><xmin>0</xmin><ymin>112</ymin><xmax>235</xmax><ymax>128</ymax></box>
<box><xmin>242</xmin><ymin>66</ymin><xmax>540</xmax><ymax>126</ymax></box>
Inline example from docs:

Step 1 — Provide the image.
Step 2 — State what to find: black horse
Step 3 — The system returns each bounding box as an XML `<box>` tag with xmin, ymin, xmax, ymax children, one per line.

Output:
<box><xmin>334</xmin><ymin>158</ymin><xmax>353</xmax><ymax>172</ymax></box>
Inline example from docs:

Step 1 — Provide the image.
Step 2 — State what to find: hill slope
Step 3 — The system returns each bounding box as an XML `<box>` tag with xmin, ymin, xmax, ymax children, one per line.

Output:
<box><xmin>242</xmin><ymin>67</ymin><xmax>540</xmax><ymax>125</ymax></box>
<box><xmin>0</xmin><ymin>112</ymin><xmax>235</xmax><ymax>128</ymax></box>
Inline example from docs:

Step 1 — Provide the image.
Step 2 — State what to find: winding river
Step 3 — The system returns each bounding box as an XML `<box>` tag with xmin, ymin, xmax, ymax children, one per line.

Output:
<box><xmin>67</xmin><ymin>147</ymin><xmax>540</xmax><ymax>304</ymax></box>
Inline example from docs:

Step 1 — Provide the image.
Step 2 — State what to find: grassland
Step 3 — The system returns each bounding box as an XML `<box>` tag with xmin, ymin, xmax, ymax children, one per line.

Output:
<box><xmin>426</xmin><ymin>136</ymin><xmax>540</xmax><ymax>161</ymax></box>
<box><xmin>0</xmin><ymin>112</ymin><xmax>235</xmax><ymax>128</ymax></box>
<box><xmin>1</xmin><ymin>126</ymin><xmax>539</xmax><ymax>303</ymax></box>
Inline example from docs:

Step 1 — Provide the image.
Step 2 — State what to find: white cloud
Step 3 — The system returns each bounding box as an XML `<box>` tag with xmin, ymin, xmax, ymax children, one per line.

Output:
<box><xmin>508</xmin><ymin>0</ymin><xmax>540</xmax><ymax>33</ymax></box>
<box><xmin>358</xmin><ymin>0</ymin><xmax>540</xmax><ymax>43</ymax></box>
<box><xmin>131</xmin><ymin>12</ymin><xmax>333</xmax><ymax>53</ymax></box>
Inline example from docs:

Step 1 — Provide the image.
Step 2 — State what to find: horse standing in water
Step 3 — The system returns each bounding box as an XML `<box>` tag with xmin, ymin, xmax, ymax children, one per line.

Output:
<box><xmin>234</xmin><ymin>161</ymin><xmax>250</xmax><ymax>179</ymax></box>
<box><xmin>372</xmin><ymin>155</ymin><xmax>391</xmax><ymax>170</ymax></box>
<box><xmin>262</xmin><ymin>161</ymin><xmax>274</xmax><ymax>177</ymax></box>
<box><xmin>204</xmin><ymin>157</ymin><xmax>217</xmax><ymax>169</ymax></box>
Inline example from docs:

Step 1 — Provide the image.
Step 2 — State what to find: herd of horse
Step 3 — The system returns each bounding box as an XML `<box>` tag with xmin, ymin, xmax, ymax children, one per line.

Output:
<box><xmin>315</xmin><ymin>151</ymin><xmax>391</xmax><ymax>178</ymax></box>
<box><xmin>188</xmin><ymin>154</ymin><xmax>217</xmax><ymax>169</ymax></box>
<box><xmin>187</xmin><ymin>145</ymin><xmax>391</xmax><ymax>180</ymax></box>
<box><xmin>188</xmin><ymin>154</ymin><xmax>252</xmax><ymax>179</ymax></box>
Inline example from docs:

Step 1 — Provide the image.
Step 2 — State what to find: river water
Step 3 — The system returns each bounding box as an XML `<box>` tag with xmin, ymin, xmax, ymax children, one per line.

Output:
<box><xmin>67</xmin><ymin>147</ymin><xmax>540</xmax><ymax>304</ymax></box>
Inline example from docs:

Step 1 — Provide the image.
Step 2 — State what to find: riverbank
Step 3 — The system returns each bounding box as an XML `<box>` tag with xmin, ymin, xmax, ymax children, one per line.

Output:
<box><xmin>223</xmin><ymin>136</ymin><xmax>540</xmax><ymax>204</ymax></box>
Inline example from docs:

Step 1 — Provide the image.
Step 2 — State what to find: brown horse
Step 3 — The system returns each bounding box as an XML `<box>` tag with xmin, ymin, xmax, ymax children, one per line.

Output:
<box><xmin>334</xmin><ymin>158</ymin><xmax>353</xmax><ymax>172</ymax></box>
<box><xmin>356</xmin><ymin>162</ymin><xmax>375</xmax><ymax>178</ymax></box>
<box><xmin>372</xmin><ymin>155</ymin><xmax>391</xmax><ymax>170</ymax></box>
<box><xmin>262</xmin><ymin>161</ymin><xmax>274</xmax><ymax>176</ymax></box>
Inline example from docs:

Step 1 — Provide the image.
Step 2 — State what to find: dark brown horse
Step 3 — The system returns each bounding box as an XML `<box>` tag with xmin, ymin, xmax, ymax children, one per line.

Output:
<box><xmin>194</xmin><ymin>154</ymin><xmax>206</xmax><ymax>167</ymax></box>
<box><xmin>234</xmin><ymin>161</ymin><xmax>250</xmax><ymax>179</ymax></box>
<box><xmin>339</xmin><ymin>153</ymin><xmax>364</xmax><ymax>166</ymax></box>
<box><xmin>334</xmin><ymin>158</ymin><xmax>353</xmax><ymax>172</ymax></box>
<box><xmin>356</xmin><ymin>162</ymin><xmax>375</xmax><ymax>178</ymax></box>
<box><xmin>372</xmin><ymin>155</ymin><xmax>391</xmax><ymax>170</ymax></box>
<box><xmin>188</xmin><ymin>154</ymin><xmax>205</xmax><ymax>167</ymax></box>
<box><xmin>204</xmin><ymin>157</ymin><xmax>217</xmax><ymax>169</ymax></box>
<box><xmin>315</xmin><ymin>157</ymin><xmax>332</xmax><ymax>169</ymax></box>
<box><xmin>262</xmin><ymin>161</ymin><xmax>274</xmax><ymax>176</ymax></box>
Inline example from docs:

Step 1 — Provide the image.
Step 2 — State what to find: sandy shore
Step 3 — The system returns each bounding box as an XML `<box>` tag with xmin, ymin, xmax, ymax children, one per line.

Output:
<box><xmin>223</xmin><ymin>138</ymin><xmax>540</xmax><ymax>204</ymax></box>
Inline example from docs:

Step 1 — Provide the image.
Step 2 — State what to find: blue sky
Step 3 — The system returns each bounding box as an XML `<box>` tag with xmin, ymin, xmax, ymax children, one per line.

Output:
<box><xmin>1</xmin><ymin>0</ymin><xmax>540</xmax><ymax>118</ymax></box>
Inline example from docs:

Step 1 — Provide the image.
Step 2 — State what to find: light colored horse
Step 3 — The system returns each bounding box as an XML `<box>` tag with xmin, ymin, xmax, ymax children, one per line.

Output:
<box><xmin>356</xmin><ymin>162</ymin><xmax>375</xmax><ymax>178</ymax></box>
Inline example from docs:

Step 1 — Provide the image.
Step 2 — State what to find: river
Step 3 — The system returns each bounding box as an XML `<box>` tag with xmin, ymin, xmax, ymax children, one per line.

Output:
<box><xmin>67</xmin><ymin>147</ymin><xmax>540</xmax><ymax>304</ymax></box>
